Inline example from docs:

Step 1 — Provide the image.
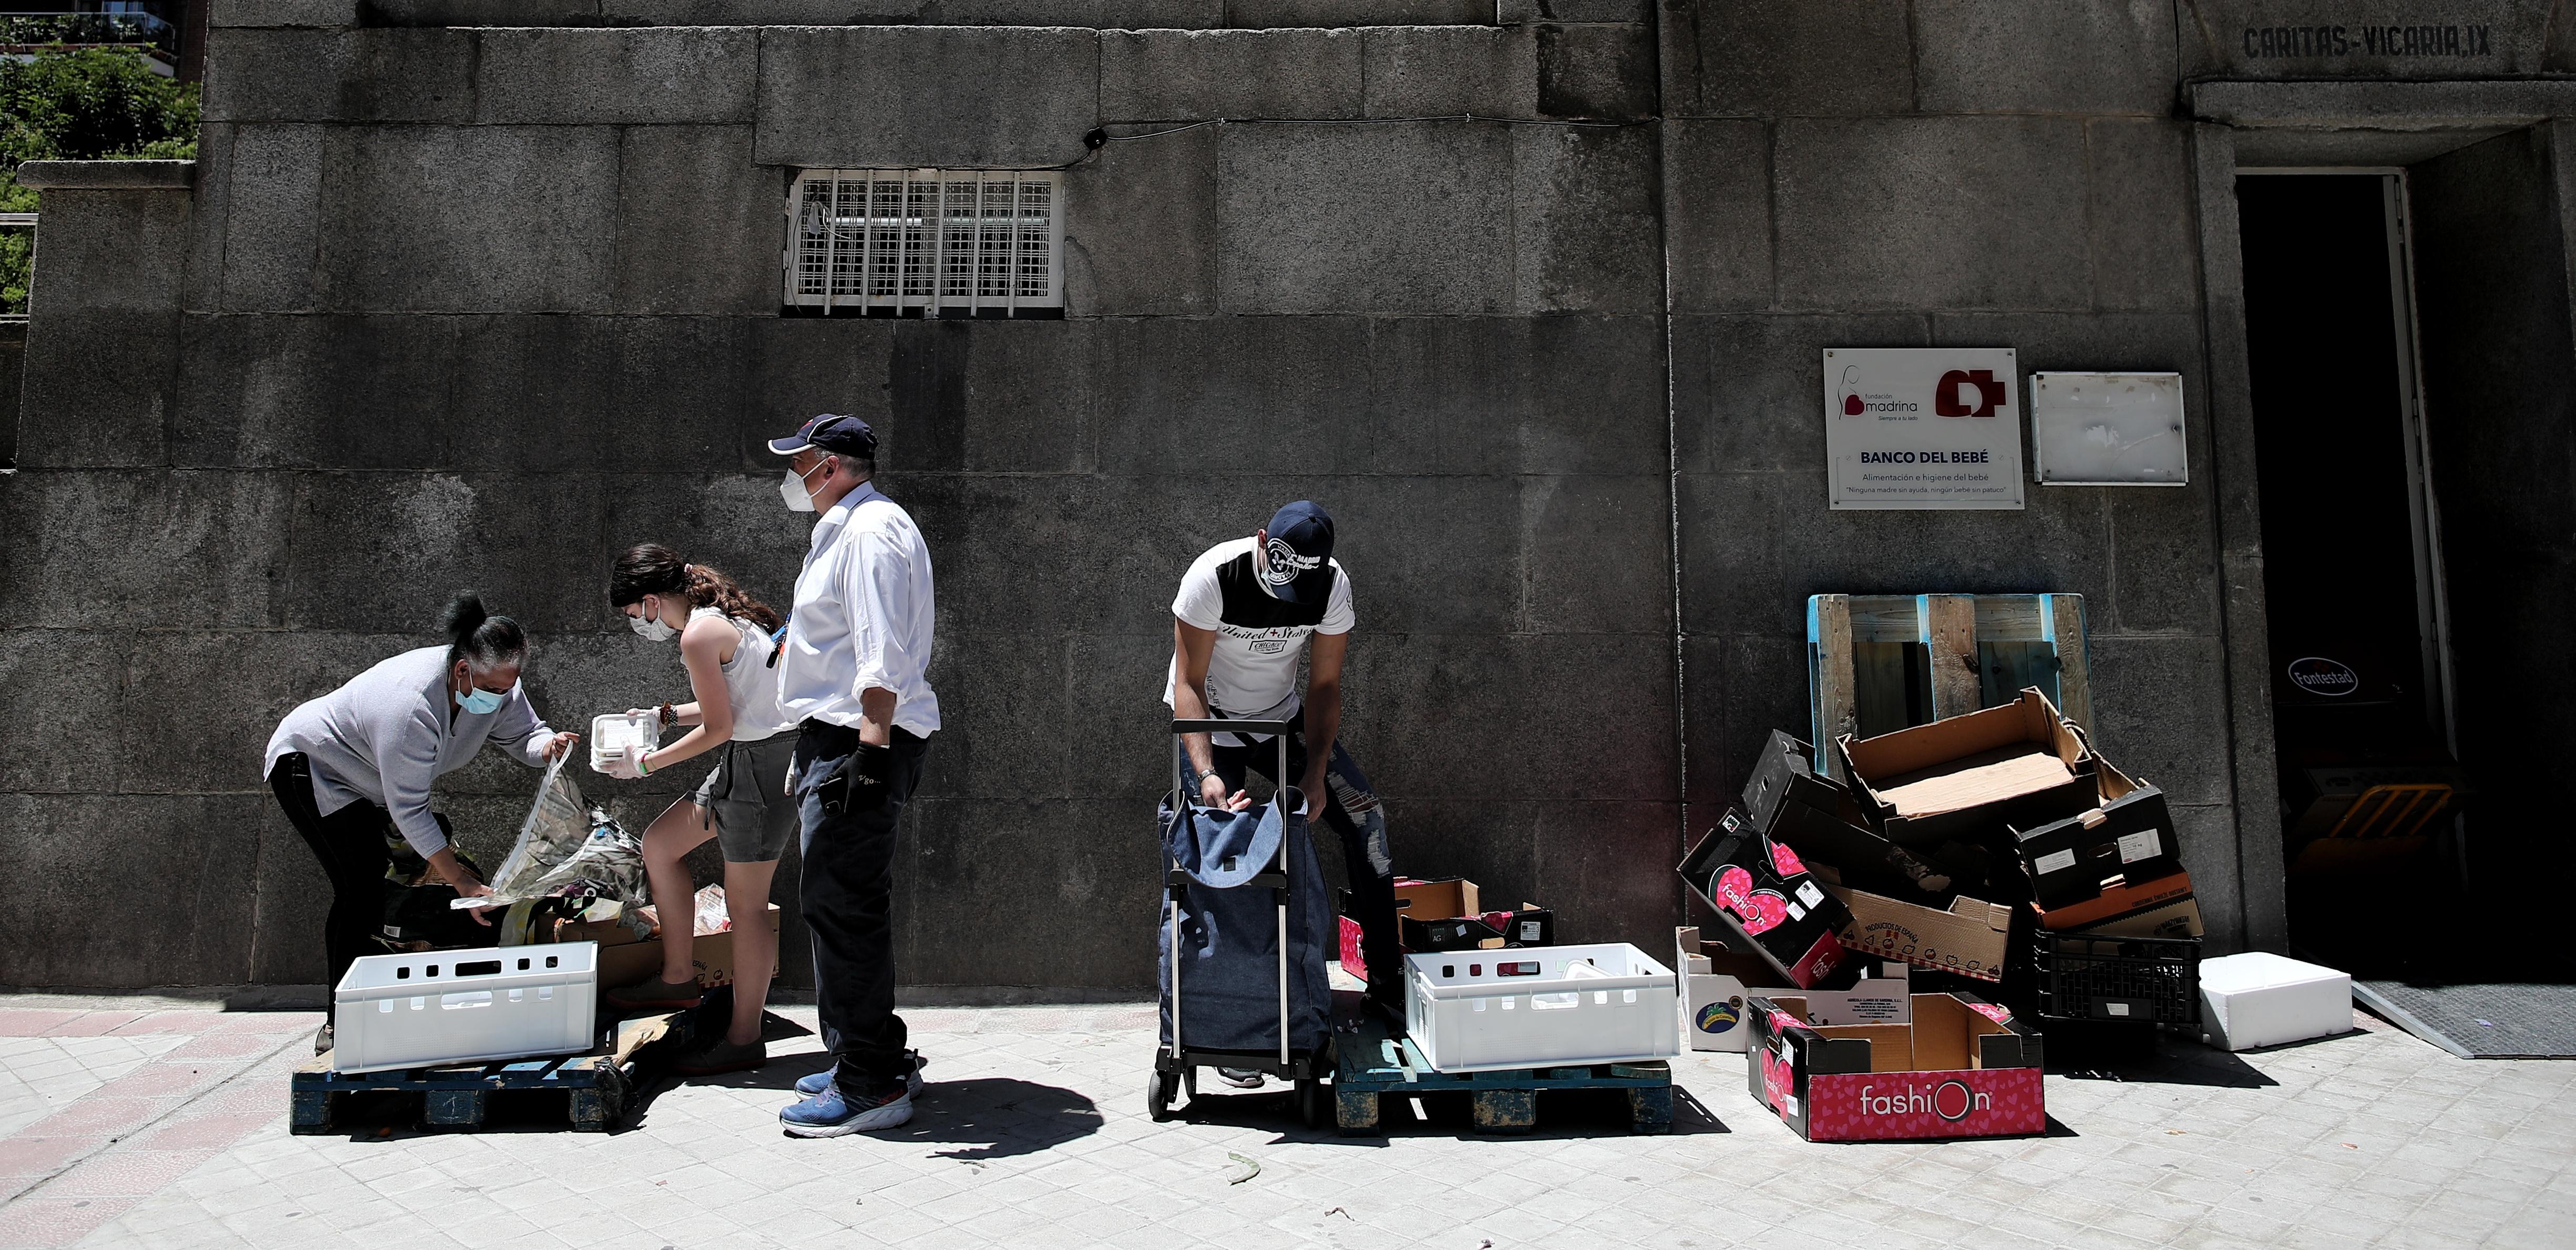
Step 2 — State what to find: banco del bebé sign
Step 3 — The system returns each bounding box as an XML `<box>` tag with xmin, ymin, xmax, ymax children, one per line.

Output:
<box><xmin>1823</xmin><ymin>348</ymin><xmax>2024</xmax><ymax>511</ymax></box>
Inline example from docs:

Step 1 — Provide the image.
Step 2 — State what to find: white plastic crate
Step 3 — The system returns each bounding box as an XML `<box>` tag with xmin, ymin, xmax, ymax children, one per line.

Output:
<box><xmin>1404</xmin><ymin>943</ymin><xmax>1679</xmax><ymax>1073</ymax></box>
<box><xmin>332</xmin><ymin>942</ymin><xmax>600</xmax><ymax>1075</ymax></box>
<box><xmin>590</xmin><ymin>712</ymin><xmax>660</xmax><ymax>773</ymax></box>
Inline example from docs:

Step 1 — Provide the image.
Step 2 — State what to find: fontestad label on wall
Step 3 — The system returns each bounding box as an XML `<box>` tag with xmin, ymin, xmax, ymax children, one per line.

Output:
<box><xmin>1823</xmin><ymin>348</ymin><xmax>2025</xmax><ymax>510</ymax></box>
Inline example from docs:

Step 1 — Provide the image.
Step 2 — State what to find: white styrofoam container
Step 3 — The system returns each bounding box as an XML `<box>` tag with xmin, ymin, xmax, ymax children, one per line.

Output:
<box><xmin>1406</xmin><ymin>943</ymin><xmax>1679</xmax><ymax>1073</ymax></box>
<box><xmin>2199</xmin><ymin>952</ymin><xmax>2352</xmax><ymax>1052</ymax></box>
<box><xmin>333</xmin><ymin>942</ymin><xmax>600</xmax><ymax>1074</ymax></box>
<box><xmin>589</xmin><ymin>712</ymin><xmax>659</xmax><ymax>773</ymax></box>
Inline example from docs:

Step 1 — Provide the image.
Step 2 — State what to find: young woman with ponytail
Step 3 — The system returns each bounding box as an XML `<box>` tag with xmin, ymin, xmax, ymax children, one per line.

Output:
<box><xmin>601</xmin><ymin>544</ymin><xmax>800</xmax><ymax>1075</ymax></box>
<box><xmin>264</xmin><ymin>592</ymin><xmax>578</xmax><ymax>1055</ymax></box>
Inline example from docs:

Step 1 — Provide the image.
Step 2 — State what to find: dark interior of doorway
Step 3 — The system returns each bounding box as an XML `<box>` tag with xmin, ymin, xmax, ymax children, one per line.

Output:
<box><xmin>2239</xmin><ymin>174</ymin><xmax>2468</xmax><ymax>979</ymax></box>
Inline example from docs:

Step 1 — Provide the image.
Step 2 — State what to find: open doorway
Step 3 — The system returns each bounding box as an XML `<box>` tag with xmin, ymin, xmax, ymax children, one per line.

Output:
<box><xmin>2238</xmin><ymin>172</ymin><xmax>2466</xmax><ymax>976</ymax></box>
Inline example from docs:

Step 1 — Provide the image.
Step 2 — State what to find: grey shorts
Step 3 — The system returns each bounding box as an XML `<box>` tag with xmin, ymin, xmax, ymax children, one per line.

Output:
<box><xmin>690</xmin><ymin>732</ymin><xmax>798</xmax><ymax>863</ymax></box>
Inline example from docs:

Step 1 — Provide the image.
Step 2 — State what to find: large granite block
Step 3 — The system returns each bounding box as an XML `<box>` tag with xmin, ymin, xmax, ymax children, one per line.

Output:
<box><xmin>913</xmin><ymin>632</ymin><xmax>1069</xmax><ymax>801</ymax></box>
<box><xmin>1061</xmin><ymin>631</ymin><xmax>1184</xmax><ymax>801</ymax></box>
<box><xmin>1216</xmin><ymin>121</ymin><xmax>1512</xmax><ymax>314</ymax></box>
<box><xmin>1669</xmin><ymin>313</ymin><xmax>1932</xmax><ymax>474</ymax></box>
<box><xmin>900</xmin><ymin>798</ymin><xmax>1157</xmax><ymax>988</ymax></box>
<box><xmin>0</xmin><ymin>793</ymin><xmax>261</xmax><ymax>988</ymax></box>
<box><xmin>1063</xmin><ymin>123</ymin><xmax>1220</xmax><ymax>316</ymax></box>
<box><xmin>745</xmin><ymin>317</ymin><xmax>898</xmax><ymax>468</ymax></box>
<box><xmin>1094</xmin><ymin>316</ymin><xmax>1374</xmax><ymax>473</ymax></box>
<box><xmin>174</xmin><ymin>313</ymin><xmax>460</xmax><ymax>469</ymax></box>
<box><xmin>477</xmin><ymin>27</ymin><xmax>757</xmax><ymax>125</ymax></box>
<box><xmin>1511</xmin><ymin>122</ymin><xmax>1660</xmax><ymax>314</ymax></box>
<box><xmin>2109</xmin><ymin>485</ymin><xmax>2223</xmax><ymax>636</ymax></box>
<box><xmin>1914</xmin><ymin>0</ymin><xmax>2175</xmax><ymax>116</ymax></box>
<box><xmin>615</xmin><ymin>127</ymin><xmax>785</xmax><ymax>316</ymax></box>
<box><xmin>213</xmin><ymin>123</ymin><xmax>325</xmax><ymax>313</ymax></box>
<box><xmin>1678</xmin><ymin>631</ymin><xmax>1810</xmax><ymax>809</ymax></box>
<box><xmin>212</xmin><ymin>0</ymin><xmax>360</xmax><ymax>25</ymax></box>
<box><xmin>202</xmin><ymin>28</ymin><xmax>475</xmax><ymax>123</ymax></box>
<box><xmin>1343</xmin><ymin>633</ymin><xmax>1673</xmax><ymax>801</ymax></box>
<box><xmin>365</xmin><ymin>0</ymin><xmax>602</xmax><ymax>22</ymax></box>
<box><xmin>1534</xmin><ymin>800</ymin><xmax>1681</xmax><ymax>945</ymax></box>
<box><xmin>1500</xmin><ymin>0</ymin><xmax>1649</xmax><ymax>19</ymax></box>
<box><xmin>1226</xmin><ymin>0</ymin><xmax>1491</xmax><ymax>25</ymax></box>
<box><xmin>2</xmin><ymin>471</ymin><xmax>290</xmax><ymax>629</ymax></box>
<box><xmin>2175</xmin><ymin>0</ymin><xmax>2556</xmax><ymax>79</ymax></box>
<box><xmin>1521</xmin><ymin>474</ymin><xmax>1670</xmax><ymax>635</ymax></box>
<box><xmin>1521</xmin><ymin>314</ymin><xmax>1668</xmax><ymax>476</ymax></box>
<box><xmin>2086</xmin><ymin>120</ymin><xmax>2201</xmax><ymax>313</ymax></box>
<box><xmin>1355</xmin><ymin>317</ymin><xmax>1526</xmax><ymax>477</ymax></box>
<box><xmin>0</xmin><ymin>631</ymin><xmax>127</xmax><ymax>794</ymax></box>
<box><xmin>755</xmin><ymin>27</ymin><xmax>1099</xmax><ymax>169</ymax></box>
<box><xmin>2085</xmin><ymin>635</ymin><xmax>2231</xmax><ymax>806</ymax></box>
<box><xmin>1100</xmin><ymin>28</ymin><xmax>1361</xmax><ymax>121</ymax></box>
<box><xmin>1662</xmin><ymin>120</ymin><xmax>1772</xmax><ymax>314</ymax></box>
<box><xmin>1362</xmin><ymin>26</ymin><xmax>1536</xmax><ymax>117</ymax></box>
<box><xmin>591</xmin><ymin>472</ymin><xmax>812</xmax><ymax>628</ymax></box>
<box><xmin>283</xmin><ymin>472</ymin><xmax>608</xmax><ymax>634</ymax></box>
<box><xmin>444</xmin><ymin>316</ymin><xmax>746</xmax><ymax>472</ymax></box>
<box><xmin>1774</xmin><ymin>117</ymin><xmax>2092</xmax><ymax>312</ymax></box>
<box><xmin>879</xmin><ymin>319</ymin><xmax>1095</xmax><ymax>474</ymax></box>
<box><xmin>119</xmin><ymin>630</ymin><xmax>405</xmax><ymax>796</ymax></box>
<box><xmin>1312</xmin><ymin>473</ymin><xmax>1524</xmax><ymax>634</ymax></box>
<box><xmin>317</xmin><ymin>127</ymin><xmax>619</xmax><ymax>313</ymax></box>
<box><xmin>248</xmin><ymin>819</ymin><xmax>331</xmax><ymax>987</ymax></box>
<box><xmin>1660</xmin><ymin>0</ymin><xmax>1914</xmax><ymax>118</ymax></box>
<box><xmin>14</xmin><ymin>309</ymin><xmax>178</xmax><ymax>469</ymax></box>
<box><xmin>1536</xmin><ymin>20</ymin><xmax>1654</xmax><ymax>119</ymax></box>
<box><xmin>25</xmin><ymin>189</ymin><xmax>189</xmax><ymax>316</ymax></box>
<box><xmin>901</xmin><ymin>473</ymin><xmax>1210</xmax><ymax>637</ymax></box>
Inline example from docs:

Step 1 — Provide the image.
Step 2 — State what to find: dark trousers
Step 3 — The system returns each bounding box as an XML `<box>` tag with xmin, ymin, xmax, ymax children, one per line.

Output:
<box><xmin>794</xmin><ymin>720</ymin><xmax>930</xmax><ymax>1094</ymax></box>
<box><xmin>1208</xmin><ymin>730</ymin><xmax>1401</xmax><ymax>995</ymax></box>
<box><xmin>267</xmin><ymin>752</ymin><xmax>395</xmax><ymax>1015</ymax></box>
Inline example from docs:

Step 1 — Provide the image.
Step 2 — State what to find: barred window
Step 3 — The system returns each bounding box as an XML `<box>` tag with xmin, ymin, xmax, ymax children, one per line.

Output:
<box><xmin>785</xmin><ymin>169</ymin><xmax>1062</xmax><ymax>317</ymax></box>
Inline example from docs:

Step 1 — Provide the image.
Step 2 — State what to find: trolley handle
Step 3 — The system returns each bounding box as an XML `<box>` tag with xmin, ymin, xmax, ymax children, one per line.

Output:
<box><xmin>1171</xmin><ymin>718</ymin><xmax>1295</xmax><ymax>736</ymax></box>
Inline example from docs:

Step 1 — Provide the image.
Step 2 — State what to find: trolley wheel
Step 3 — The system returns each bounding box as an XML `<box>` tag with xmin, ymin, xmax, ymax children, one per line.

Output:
<box><xmin>1295</xmin><ymin>1077</ymin><xmax>1325</xmax><ymax>1129</ymax></box>
<box><xmin>1147</xmin><ymin>1069</ymin><xmax>1178</xmax><ymax>1122</ymax></box>
<box><xmin>1183</xmin><ymin>1067</ymin><xmax>1198</xmax><ymax>1100</ymax></box>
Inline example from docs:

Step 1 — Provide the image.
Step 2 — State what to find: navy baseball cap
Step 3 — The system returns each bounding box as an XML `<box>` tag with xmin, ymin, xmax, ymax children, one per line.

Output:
<box><xmin>767</xmin><ymin>414</ymin><xmax>877</xmax><ymax>457</ymax></box>
<box><xmin>1259</xmin><ymin>501</ymin><xmax>1336</xmax><ymax>605</ymax></box>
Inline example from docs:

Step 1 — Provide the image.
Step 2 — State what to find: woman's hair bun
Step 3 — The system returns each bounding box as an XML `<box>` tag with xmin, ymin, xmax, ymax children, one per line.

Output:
<box><xmin>440</xmin><ymin>591</ymin><xmax>490</xmax><ymax>644</ymax></box>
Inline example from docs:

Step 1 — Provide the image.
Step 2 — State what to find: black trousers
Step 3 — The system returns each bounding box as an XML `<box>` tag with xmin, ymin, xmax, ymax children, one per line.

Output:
<box><xmin>793</xmin><ymin>720</ymin><xmax>930</xmax><ymax>1095</ymax></box>
<box><xmin>266</xmin><ymin>752</ymin><xmax>395</xmax><ymax>1015</ymax></box>
<box><xmin>1207</xmin><ymin>729</ymin><xmax>1402</xmax><ymax>996</ymax></box>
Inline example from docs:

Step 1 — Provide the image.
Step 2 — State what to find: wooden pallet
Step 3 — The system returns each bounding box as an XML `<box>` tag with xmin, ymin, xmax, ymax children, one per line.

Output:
<box><xmin>291</xmin><ymin>1013</ymin><xmax>682</xmax><ymax>1134</ymax></box>
<box><xmin>1329</xmin><ymin>1016</ymin><xmax>1672</xmax><ymax>1136</ymax></box>
<box><xmin>1808</xmin><ymin>593</ymin><xmax>2093</xmax><ymax>779</ymax></box>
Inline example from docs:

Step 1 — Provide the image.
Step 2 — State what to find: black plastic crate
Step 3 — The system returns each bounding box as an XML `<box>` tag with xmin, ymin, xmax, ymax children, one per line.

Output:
<box><xmin>2031</xmin><ymin>930</ymin><xmax>2201</xmax><ymax>1027</ymax></box>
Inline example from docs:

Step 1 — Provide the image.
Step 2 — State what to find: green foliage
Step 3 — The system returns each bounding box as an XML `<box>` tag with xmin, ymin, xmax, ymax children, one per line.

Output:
<box><xmin>0</xmin><ymin>48</ymin><xmax>200</xmax><ymax>314</ymax></box>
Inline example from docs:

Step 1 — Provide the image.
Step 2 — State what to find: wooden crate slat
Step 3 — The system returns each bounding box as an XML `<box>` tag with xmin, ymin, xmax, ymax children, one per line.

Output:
<box><xmin>1808</xmin><ymin>595</ymin><xmax>1860</xmax><ymax>778</ymax></box>
<box><xmin>1808</xmin><ymin>593</ymin><xmax>2093</xmax><ymax>753</ymax></box>
<box><xmin>1920</xmin><ymin>594</ymin><xmax>1982</xmax><ymax>721</ymax></box>
<box><xmin>2043</xmin><ymin>593</ymin><xmax>2093</xmax><ymax>734</ymax></box>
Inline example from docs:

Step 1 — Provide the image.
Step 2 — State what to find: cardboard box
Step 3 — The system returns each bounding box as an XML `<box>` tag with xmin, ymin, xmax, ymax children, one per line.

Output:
<box><xmin>1676</xmin><ymin>928</ymin><xmax>1913</xmax><ymax>1052</ymax></box>
<box><xmin>560</xmin><ymin>902</ymin><xmax>781</xmax><ymax>991</ymax></box>
<box><xmin>1678</xmin><ymin>811</ymin><xmax>1851</xmax><ymax>988</ymax></box>
<box><xmin>2199</xmin><ymin>953</ymin><xmax>2352</xmax><ymax>1051</ymax></box>
<box><xmin>2011</xmin><ymin>760</ymin><xmax>2184</xmax><ymax>909</ymax></box>
<box><xmin>1828</xmin><ymin>884</ymin><xmax>2014</xmax><ymax>982</ymax></box>
<box><xmin>1337</xmin><ymin>881</ymin><xmax>1551</xmax><ymax>981</ymax></box>
<box><xmin>2032</xmin><ymin>870</ymin><xmax>2203</xmax><ymax>938</ymax></box>
<box><xmin>1838</xmin><ymin>689</ymin><xmax>2099</xmax><ymax>848</ymax></box>
<box><xmin>1747</xmin><ymin>991</ymin><xmax>2047</xmax><ymax>1141</ymax></box>
<box><xmin>1743</xmin><ymin>730</ymin><xmax>1955</xmax><ymax>898</ymax></box>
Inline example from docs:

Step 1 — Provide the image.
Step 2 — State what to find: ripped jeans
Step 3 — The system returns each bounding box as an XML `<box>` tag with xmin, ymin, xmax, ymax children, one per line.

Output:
<box><xmin>1208</xmin><ymin>730</ymin><xmax>1400</xmax><ymax>994</ymax></box>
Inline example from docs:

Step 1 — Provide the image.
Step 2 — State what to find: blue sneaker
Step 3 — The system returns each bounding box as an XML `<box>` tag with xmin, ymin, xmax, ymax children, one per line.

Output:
<box><xmin>781</xmin><ymin>1081</ymin><xmax>913</xmax><ymax>1138</ymax></box>
<box><xmin>796</xmin><ymin>1051</ymin><xmax>925</xmax><ymax>1098</ymax></box>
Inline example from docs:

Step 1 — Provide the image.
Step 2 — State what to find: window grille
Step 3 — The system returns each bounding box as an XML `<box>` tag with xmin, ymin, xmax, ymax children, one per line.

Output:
<box><xmin>785</xmin><ymin>169</ymin><xmax>1062</xmax><ymax>316</ymax></box>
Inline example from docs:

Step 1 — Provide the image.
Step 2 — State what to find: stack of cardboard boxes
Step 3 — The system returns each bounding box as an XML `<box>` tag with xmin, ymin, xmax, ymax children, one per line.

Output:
<box><xmin>1336</xmin><ymin>878</ymin><xmax>1554</xmax><ymax>983</ymax></box>
<box><xmin>1678</xmin><ymin>688</ymin><xmax>2207</xmax><ymax>1140</ymax></box>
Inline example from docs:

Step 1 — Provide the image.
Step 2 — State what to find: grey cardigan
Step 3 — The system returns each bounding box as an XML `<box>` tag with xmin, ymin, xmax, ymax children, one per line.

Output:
<box><xmin>265</xmin><ymin>646</ymin><xmax>557</xmax><ymax>856</ymax></box>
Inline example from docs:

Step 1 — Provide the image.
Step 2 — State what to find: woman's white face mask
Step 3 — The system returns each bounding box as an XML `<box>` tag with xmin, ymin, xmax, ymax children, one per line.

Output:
<box><xmin>627</xmin><ymin>596</ymin><xmax>676</xmax><ymax>642</ymax></box>
<box><xmin>780</xmin><ymin>457</ymin><xmax>830</xmax><ymax>513</ymax></box>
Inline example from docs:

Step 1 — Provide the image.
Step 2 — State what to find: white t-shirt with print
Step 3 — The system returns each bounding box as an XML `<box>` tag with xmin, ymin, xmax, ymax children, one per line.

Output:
<box><xmin>1161</xmin><ymin>536</ymin><xmax>1355</xmax><ymax>747</ymax></box>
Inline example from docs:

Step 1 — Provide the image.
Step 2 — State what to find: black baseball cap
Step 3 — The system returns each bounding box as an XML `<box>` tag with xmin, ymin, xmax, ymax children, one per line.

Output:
<box><xmin>1259</xmin><ymin>501</ymin><xmax>1336</xmax><ymax>605</ymax></box>
<box><xmin>767</xmin><ymin>414</ymin><xmax>877</xmax><ymax>458</ymax></box>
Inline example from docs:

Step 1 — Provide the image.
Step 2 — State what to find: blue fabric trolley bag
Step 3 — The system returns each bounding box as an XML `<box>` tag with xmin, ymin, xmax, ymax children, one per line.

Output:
<box><xmin>1150</xmin><ymin>717</ymin><xmax>1335</xmax><ymax>1127</ymax></box>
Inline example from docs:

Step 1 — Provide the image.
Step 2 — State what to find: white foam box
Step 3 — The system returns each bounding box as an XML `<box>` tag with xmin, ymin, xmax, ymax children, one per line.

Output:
<box><xmin>333</xmin><ymin>942</ymin><xmax>600</xmax><ymax>1075</ymax></box>
<box><xmin>1405</xmin><ymin>943</ymin><xmax>1678</xmax><ymax>1073</ymax></box>
<box><xmin>590</xmin><ymin>711</ymin><xmax>660</xmax><ymax>773</ymax></box>
<box><xmin>2198</xmin><ymin>952</ymin><xmax>2352</xmax><ymax>1052</ymax></box>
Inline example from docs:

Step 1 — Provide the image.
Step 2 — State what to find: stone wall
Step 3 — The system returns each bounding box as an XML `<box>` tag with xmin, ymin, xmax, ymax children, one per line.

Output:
<box><xmin>12</xmin><ymin>2</ymin><xmax>2569</xmax><ymax>989</ymax></box>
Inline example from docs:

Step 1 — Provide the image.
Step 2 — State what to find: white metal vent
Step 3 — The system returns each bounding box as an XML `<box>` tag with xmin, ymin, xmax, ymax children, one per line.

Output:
<box><xmin>785</xmin><ymin>169</ymin><xmax>1062</xmax><ymax>315</ymax></box>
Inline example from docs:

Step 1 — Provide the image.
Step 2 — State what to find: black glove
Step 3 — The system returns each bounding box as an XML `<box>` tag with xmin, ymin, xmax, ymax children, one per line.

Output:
<box><xmin>845</xmin><ymin>741</ymin><xmax>892</xmax><ymax>813</ymax></box>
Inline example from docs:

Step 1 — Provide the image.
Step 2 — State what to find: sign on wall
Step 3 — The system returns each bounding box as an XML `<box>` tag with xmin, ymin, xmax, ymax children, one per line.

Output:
<box><xmin>1822</xmin><ymin>348</ymin><xmax>2025</xmax><ymax>510</ymax></box>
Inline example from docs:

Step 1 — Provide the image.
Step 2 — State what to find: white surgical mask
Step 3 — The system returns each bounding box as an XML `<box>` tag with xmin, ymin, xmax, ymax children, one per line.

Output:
<box><xmin>628</xmin><ymin>598</ymin><xmax>676</xmax><ymax>642</ymax></box>
<box><xmin>780</xmin><ymin>458</ymin><xmax>827</xmax><ymax>513</ymax></box>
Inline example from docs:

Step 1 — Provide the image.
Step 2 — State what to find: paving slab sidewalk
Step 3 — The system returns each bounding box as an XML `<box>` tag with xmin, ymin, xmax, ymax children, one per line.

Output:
<box><xmin>0</xmin><ymin>996</ymin><xmax>2569</xmax><ymax>1249</ymax></box>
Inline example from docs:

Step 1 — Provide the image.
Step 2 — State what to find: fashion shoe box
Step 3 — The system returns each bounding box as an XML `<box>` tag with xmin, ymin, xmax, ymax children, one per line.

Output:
<box><xmin>557</xmin><ymin>901</ymin><xmax>781</xmax><ymax>991</ymax></box>
<box><xmin>1838</xmin><ymin>688</ymin><xmax>2099</xmax><ymax>848</ymax></box>
<box><xmin>1337</xmin><ymin>879</ymin><xmax>1554</xmax><ymax>982</ymax></box>
<box><xmin>1747</xmin><ymin>990</ymin><xmax>2047</xmax><ymax>1142</ymax></box>
<box><xmin>2011</xmin><ymin>759</ymin><xmax>2185</xmax><ymax>910</ymax></box>
<box><xmin>2031</xmin><ymin>869</ymin><xmax>2203</xmax><ymax>939</ymax></box>
<box><xmin>1825</xmin><ymin>884</ymin><xmax>2015</xmax><ymax>983</ymax></box>
<box><xmin>1678</xmin><ymin>812</ymin><xmax>1852</xmax><ymax>988</ymax></box>
<box><xmin>1742</xmin><ymin>730</ymin><xmax>1955</xmax><ymax>898</ymax></box>
<box><xmin>2199</xmin><ymin>952</ymin><xmax>2353</xmax><ymax>1051</ymax></box>
<box><xmin>1675</xmin><ymin>926</ymin><xmax>1912</xmax><ymax>1052</ymax></box>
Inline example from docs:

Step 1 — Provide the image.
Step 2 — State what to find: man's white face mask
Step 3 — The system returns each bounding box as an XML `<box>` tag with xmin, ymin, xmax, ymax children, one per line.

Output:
<box><xmin>780</xmin><ymin>456</ymin><xmax>830</xmax><ymax>512</ymax></box>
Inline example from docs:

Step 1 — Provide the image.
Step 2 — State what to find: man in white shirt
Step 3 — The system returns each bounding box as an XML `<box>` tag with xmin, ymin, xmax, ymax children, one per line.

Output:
<box><xmin>1166</xmin><ymin>501</ymin><xmax>1401</xmax><ymax>1030</ymax></box>
<box><xmin>766</xmin><ymin>414</ymin><xmax>941</xmax><ymax>1138</ymax></box>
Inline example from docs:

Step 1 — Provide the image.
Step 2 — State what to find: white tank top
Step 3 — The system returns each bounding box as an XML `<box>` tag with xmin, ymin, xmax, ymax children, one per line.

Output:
<box><xmin>693</xmin><ymin>607</ymin><xmax>798</xmax><ymax>740</ymax></box>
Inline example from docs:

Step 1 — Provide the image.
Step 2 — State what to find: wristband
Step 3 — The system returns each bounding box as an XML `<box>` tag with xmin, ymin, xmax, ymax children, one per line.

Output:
<box><xmin>658</xmin><ymin>702</ymin><xmax>676</xmax><ymax>729</ymax></box>
<box><xmin>637</xmin><ymin>752</ymin><xmax>653</xmax><ymax>777</ymax></box>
